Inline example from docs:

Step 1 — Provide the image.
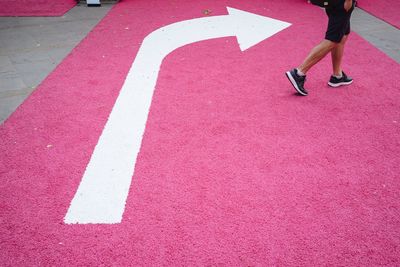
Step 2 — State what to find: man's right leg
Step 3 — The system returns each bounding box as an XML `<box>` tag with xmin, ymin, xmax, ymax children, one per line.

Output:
<box><xmin>286</xmin><ymin>40</ymin><xmax>337</xmax><ymax>96</ymax></box>
<box><xmin>298</xmin><ymin>39</ymin><xmax>337</xmax><ymax>74</ymax></box>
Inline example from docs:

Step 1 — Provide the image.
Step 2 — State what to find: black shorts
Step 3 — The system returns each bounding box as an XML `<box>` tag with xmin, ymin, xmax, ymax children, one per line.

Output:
<box><xmin>325</xmin><ymin>0</ymin><xmax>355</xmax><ymax>43</ymax></box>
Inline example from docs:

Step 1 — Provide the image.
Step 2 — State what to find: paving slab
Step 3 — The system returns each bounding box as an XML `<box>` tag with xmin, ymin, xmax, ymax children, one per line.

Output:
<box><xmin>352</xmin><ymin>8</ymin><xmax>400</xmax><ymax>63</ymax></box>
<box><xmin>0</xmin><ymin>3</ymin><xmax>113</xmax><ymax>124</ymax></box>
<box><xmin>0</xmin><ymin>94</ymin><xmax>27</xmax><ymax>122</ymax></box>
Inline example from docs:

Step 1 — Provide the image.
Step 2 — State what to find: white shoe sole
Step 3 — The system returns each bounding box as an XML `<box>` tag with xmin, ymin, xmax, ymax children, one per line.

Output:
<box><xmin>328</xmin><ymin>80</ymin><xmax>353</xmax><ymax>87</ymax></box>
<box><xmin>286</xmin><ymin>71</ymin><xmax>307</xmax><ymax>96</ymax></box>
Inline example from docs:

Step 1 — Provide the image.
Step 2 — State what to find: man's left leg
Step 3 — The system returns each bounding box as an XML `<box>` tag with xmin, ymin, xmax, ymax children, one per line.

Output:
<box><xmin>331</xmin><ymin>34</ymin><xmax>348</xmax><ymax>76</ymax></box>
<box><xmin>328</xmin><ymin>1</ymin><xmax>355</xmax><ymax>87</ymax></box>
<box><xmin>328</xmin><ymin>34</ymin><xmax>353</xmax><ymax>87</ymax></box>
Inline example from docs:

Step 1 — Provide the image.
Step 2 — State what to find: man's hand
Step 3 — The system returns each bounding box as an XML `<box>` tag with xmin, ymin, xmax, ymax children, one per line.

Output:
<box><xmin>344</xmin><ymin>0</ymin><xmax>353</xmax><ymax>12</ymax></box>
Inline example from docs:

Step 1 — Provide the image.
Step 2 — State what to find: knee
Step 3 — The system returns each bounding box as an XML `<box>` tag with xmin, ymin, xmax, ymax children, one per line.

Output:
<box><xmin>326</xmin><ymin>40</ymin><xmax>338</xmax><ymax>50</ymax></box>
<box><xmin>340</xmin><ymin>35</ymin><xmax>349</xmax><ymax>44</ymax></box>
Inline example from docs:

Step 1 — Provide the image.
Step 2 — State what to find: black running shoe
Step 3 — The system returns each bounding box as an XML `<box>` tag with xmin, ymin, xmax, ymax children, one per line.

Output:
<box><xmin>286</xmin><ymin>68</ymin><xmax>308</xmax><ymax>96</ymax></box>
<box><xmin>328</xmin><ymin>72</ymin><xmax>353</xmax><ymax>87</ymax></box>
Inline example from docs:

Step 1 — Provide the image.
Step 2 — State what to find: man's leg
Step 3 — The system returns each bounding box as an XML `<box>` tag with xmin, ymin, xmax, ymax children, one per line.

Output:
<box><xmin>331</xmin><ymin>34</ymin><xmax>348</xmax><ymax>76</ymax></box>
<box><xmin>286</xmin><ymin>39</ymin><xmax>337</xmax><ymax>96</ymax></box>
<box><xmin>298</xmin><ymin>39</ymin><xmax>337</xmax><ymax>74</ymax></box>
<box><xmin>327</xmin><ymin>34</ymin><xmax>353</xmax><ymax>87</ymax></box>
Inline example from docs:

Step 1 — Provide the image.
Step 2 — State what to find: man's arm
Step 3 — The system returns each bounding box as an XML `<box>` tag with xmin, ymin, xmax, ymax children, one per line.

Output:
<box><xmin>344</xmin><ymin>0</ymin><xmax>353</xmax><ymax>12</ymax></box>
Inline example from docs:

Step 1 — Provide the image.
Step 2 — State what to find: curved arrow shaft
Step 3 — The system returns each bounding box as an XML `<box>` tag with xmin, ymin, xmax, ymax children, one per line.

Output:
<box><xmin>65</xmin><ymin>8</ymin><xmax>290</xmax><ymax>224</ymax></box>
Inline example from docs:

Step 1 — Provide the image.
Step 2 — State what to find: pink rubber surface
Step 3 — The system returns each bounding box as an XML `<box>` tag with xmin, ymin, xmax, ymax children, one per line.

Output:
<box><xmin>1</xmin><ymin>0</ymin><xmax>399</xmax><ymax>265</ymax></box>
<box><xmin>357</xmin><ymin>0</ymin><xmax>400</xmax><ymax>29</ymax></box>
<box><xmin>0</xmin><ymin>0</ymin><xmax>76</xmax><ymax>17</ymax></box>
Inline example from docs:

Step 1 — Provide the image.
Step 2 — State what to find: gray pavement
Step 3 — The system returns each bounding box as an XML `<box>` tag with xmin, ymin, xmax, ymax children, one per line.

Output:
<box><xmin>351</xmin><ymin>9</ymin><xmax>400</xmax><ymax>63</ymax></box>
<box><xmin>0</xmin><ymin>5</ymin><xmax>399</xmax><ymax>124</ymax></box>
<box><xmin>0</xmin><ymin>3</ymin><xmax>113</xmax><ymax>123</ymax></box>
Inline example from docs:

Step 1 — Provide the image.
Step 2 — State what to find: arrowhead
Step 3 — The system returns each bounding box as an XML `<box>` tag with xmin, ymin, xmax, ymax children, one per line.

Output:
<box><xmin>227</xmin><ymin>7</ymin><xmax>291</xmax><ymax>51</ymax></box>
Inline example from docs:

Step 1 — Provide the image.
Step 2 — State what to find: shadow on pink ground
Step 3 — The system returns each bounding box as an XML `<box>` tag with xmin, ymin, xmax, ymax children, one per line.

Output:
<box><xmin>0</xmin><ymin>0</ymin><xmax>399</xmax><ymax>265</ymax></box>
<box><xmin>0</xmin><ymin>0</ymin><xmax>76</xmax><ymax>17</ymax></box>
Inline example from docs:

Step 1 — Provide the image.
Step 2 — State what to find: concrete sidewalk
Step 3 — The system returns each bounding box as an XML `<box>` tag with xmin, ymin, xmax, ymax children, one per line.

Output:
<box><xmin>0</xmin><ymin>3</ymin><xmax>399</xmax><ymax>124</ymax></box>
<box><xmin>0</xmin><ymin>3</ymin><xmax>113</xmax><ymax>123</ymax></box>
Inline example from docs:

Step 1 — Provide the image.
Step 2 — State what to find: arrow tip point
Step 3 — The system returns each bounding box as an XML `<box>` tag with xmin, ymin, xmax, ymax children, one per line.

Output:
<box><xmin>226</xmin><ymin>6</ymin><xmax>291</xmax><ymax>51</ymax></box>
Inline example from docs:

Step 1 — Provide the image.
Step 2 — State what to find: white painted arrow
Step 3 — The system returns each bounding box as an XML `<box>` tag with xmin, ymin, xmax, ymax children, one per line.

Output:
<box><xmin>64</xmin><ymin>7</ymin><xmax>291</xmax><ymax>224</ymax></box>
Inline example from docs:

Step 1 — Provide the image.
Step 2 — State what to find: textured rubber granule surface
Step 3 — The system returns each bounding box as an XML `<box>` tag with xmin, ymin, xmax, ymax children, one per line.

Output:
<box><xmin>0</xmin><ymin>0</ymin><xmax>399</xmax><ymax>265</ymax></box>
